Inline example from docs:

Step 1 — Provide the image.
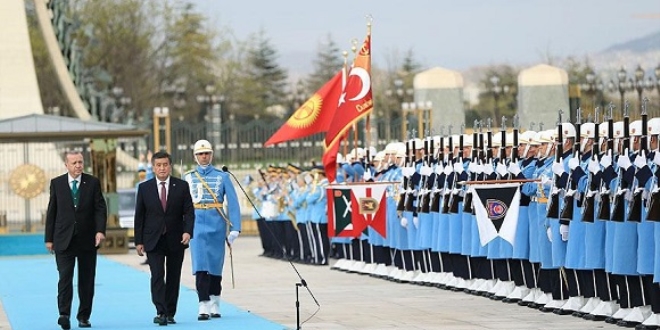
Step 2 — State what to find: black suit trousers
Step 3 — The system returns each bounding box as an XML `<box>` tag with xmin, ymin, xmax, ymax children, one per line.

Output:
<box><xmin>55</xmin><ymin>234</ymin><xmax>98</xmax><ymax>320</ymax></box>
<box><xmin>147</xmin><ymin>235</ymin><xmax>185</xmax><ymax>316</ymax></box>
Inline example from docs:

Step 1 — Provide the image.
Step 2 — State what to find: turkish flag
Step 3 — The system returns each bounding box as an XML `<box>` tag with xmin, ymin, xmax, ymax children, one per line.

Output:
<box><xmin>264</xmin><ymin>70</ymin><xmax>344</xmax><ymax>146</ymax></box>
<box><xmin>322</xmin><ymin>32</ymin><xmax>372</xmax><ymax>180</ymax></box>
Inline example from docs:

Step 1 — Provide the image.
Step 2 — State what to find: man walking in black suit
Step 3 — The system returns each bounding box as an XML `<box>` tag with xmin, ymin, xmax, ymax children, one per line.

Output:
<box><xmin>134</xmin><ymin>151</ymin><xmax>195</xmax><ymax>325</ymax></box>
<box><xmin>45</xmin><ymin>150</ymin><xmax>107</xmax><ymax>330</ymax></box>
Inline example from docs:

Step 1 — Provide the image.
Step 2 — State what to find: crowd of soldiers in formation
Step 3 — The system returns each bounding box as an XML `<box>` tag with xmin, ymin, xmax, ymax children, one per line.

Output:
<box><xmin>249</xmin><ymin>107</ymin><xmax>660</xmax><ymax>329</ymax></box>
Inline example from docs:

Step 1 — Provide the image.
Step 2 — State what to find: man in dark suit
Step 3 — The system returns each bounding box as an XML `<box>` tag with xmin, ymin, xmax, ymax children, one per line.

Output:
<box><xmin>45</xmin><ymin>151</ymin><xmax>107</xmax><ymax>330</ymax></box>
<box><xmin>134</xmin><ymin>151</ymin><xmax>194</xmax><ymax>325</ymax></box>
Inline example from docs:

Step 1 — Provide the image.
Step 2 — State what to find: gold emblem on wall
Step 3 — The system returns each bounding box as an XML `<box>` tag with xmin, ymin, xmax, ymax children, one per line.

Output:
<box><xmin>9</xmin><ymin>164</ymin><xmax>47</xmax><ymax>199</ymax></box>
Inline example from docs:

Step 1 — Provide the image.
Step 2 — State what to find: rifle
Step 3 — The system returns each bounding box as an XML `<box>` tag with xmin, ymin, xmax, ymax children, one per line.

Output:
<box><xmin>546</xmin><ymin>110</ymin><xmax>564</xmax><ymax>219</ymax></box>
<box><xmin>396</xmin><ymin>132</ymin><xmax>412</xmax><ymax>214</ymax></box>
<box><xmin>420</xmin><ymin>132</ymin><xmax>435</xmax><ymax>213</ymax></box>
<box><xmin>628</xmin><ymin>98</ymin><xmax>649</xmax><ymax>222</ymax></box>
<box><xmin>581</xmin><ymin>107</ymin><xmax>600</xmax><ymax>223</ymax></box>
<box><xmin>441</xmin><ymin>126</ymin><xmax>455</xmax><ymax>214</ymax></box>
<box><xmin>597</xmin><ymin>103</ymin><xmax>616</xmax><ymax>220</ymax></box>
<box><xmin>404</xmin><ymin>137</ymin><xmax>419</xmax><ymax>212</ymax></box>
<box><xmin>560</xmin><ymin>108</ymin><xmax>582</xmax><ymax>221</ymax></box>
<box><xmin>463</xmin><ymin>120</ymin><xmax>480</xmax><ymax>214</ymax></box>
<box><xmin>417</xmin><ymin>133</ymin><xmax>431</xmax><ymax>214</ymax></box>
<box><xmin>610</xmin><ymin>101</ymin><xmax>631</xmax><ymax>222</ymax></box>
<box><xmin>449</xmin><ymin>124</ymin><xmax>465</xmax><ymax>214</ymax></box>
<box><xmin>430</xmin><ymin>127</ymin><xmax>445</xmax><ymax>213</ymax></box>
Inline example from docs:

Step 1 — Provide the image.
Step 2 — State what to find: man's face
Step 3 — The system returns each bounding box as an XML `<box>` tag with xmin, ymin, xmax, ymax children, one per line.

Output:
<box><xmin>153</xmin><ymin>157</ymin><xmax>171</xmax><ymax>181</ymax></box>
<box><xmin>65</xmin><ymin>153</ymin><xmax>84</xmax><ymax>178</ymax></box>
<box><xmin>527</xmin><ymin>145</ymin><xmax>539</xmax><ymax>158</ymax></box>
<box><xmin>651</xmin><ymin>135</ymin><xmax>658</xmax><ymax>150</ymax></box>
<box><xmin>195</xmin><ymin>151</ymin><xmax>212</xmax><ymax>166</ymax></box>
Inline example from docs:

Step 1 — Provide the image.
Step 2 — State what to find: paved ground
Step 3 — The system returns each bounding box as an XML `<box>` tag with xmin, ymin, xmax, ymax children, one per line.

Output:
<box><xmin>0</xmin><ymin>236</ymin><xmax>621</xmax><ymax>330</ymax></box>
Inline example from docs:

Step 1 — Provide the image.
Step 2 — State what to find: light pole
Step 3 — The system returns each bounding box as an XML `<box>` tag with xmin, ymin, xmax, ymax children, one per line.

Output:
<box><xmin>196</xmin><ymin>85</ymin><xmax>225</xmax><ymax>150</ymax></box>
<box><xmin>386</xmin><ymin>78</ymin><xmax>413</xmax><ymax>141</ymax></box>
<box><xmin>153</xmin><ymin>107</ymin><xmax>171</xmax><ymax>153</ymax></box>
<box><xmin>401</xmin><ymin>101</ymin><xmax>433</xmax><ymax>140</ymax></box>
<box><xmin>489</xmin><ymin>75</ymin><xmax>511</xmax><ymax>127</ymax></box>
<box><xmin>579</xmin><ymin>70</ymin><xmax>603</xmax><ymax>111</ymax></box>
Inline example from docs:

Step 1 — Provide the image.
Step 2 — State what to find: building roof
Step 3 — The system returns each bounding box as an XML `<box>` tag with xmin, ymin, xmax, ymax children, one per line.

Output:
<box><xmin>0</xmin><ymin>114</ymin><xmax>149</xmax><ymax>142</ymax></box>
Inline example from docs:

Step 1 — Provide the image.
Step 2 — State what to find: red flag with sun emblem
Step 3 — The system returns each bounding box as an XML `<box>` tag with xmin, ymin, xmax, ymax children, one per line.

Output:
<box><xmin>263</xmin><ymin>70</ymin><xmax>343</xmax><ymax>147</ymax></box>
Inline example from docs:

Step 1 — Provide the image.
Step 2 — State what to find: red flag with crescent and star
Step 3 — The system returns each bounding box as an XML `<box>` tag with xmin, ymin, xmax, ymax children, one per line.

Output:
<box><xmin>263</xmin><ymin>70</ymin><xmax>344</xmax><ymax>147</ymax></box>
<box><xmin>322</xmin><ymin>31</ymin><xmax>373</xmax><ymax>182</ymax></box>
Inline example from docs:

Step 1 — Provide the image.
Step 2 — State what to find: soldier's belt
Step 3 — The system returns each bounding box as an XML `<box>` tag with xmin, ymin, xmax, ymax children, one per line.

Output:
<box><xmin>536</xmin><ymin>197</ymin><xmax>548</xmax><ymax>204</ymax></box>
<box><xmin>194</xmin><ymin>203</ymin><xmax>224</xmax><ymax>209</ymax></box>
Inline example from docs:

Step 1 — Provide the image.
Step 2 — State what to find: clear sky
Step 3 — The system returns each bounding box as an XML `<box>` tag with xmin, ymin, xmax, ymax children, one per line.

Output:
<box><xmin>191</xmin><ymin>0</ymin><xmax>659</xmax><ymax>72</ymax></box>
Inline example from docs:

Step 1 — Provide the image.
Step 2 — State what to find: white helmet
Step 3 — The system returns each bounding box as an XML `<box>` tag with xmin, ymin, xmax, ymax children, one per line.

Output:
<box><xmin>554</xmin><ymin>122</ymin><xmax>576</xmax><ymax>141</ymax></box>
<box><xmin>193</xmin><ymin>139</ymin><xmax>213</xmax><ymax>155</ymax></box>
<box><xmin>580</xmin><ymin>122</ymin><xmax>596</xmax><ymax>152</ymax></box>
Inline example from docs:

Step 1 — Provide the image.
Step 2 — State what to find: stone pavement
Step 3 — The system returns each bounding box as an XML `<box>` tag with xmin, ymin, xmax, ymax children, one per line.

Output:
<box><xmin>0</xmin><ymin>236</ymin><xmax>621</xmax><ymax>330</ymax></box>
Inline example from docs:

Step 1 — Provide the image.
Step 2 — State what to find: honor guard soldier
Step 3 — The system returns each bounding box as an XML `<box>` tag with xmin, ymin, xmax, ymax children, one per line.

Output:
<box><xmin>184</xmin><ymin>139</ymin><xmax>241</xmax><ymax>320</ymax></box>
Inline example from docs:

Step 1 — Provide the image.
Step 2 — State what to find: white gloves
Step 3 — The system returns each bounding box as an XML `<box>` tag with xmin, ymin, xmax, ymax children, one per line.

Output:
<box><xmin>400</xmin><ymin>217</ymin><xmax>408</xmax><ymax>228</ymax></box>
<box><xmin>467</xmin><ymin>162</ymin><xmax>476</xmax><ymax>174</ymax></box>
<box><xmin>588</xmin><ymin>157</ymin><xmax>600</xmax><ymax>174</ymax></box>
<box><xmin>600</xmin><ymin>151</ymin><xmax>612</xmax><ymax>168</ymax></box>
<box><xmin>474</xmin><ymin>163</ymin><xmax>484</xmax><ymax>174</ymax></box>
<box><xmin>634</xmin><ymin>151</ymin><xmax>647</xmax><ymax>169</ymax></box>
<box><xmin>552</xmin><ymin>160</ymin><xmax>565</xmax><ymax>176</ymax></box>
<box><xmin>413</xmin><ymin>216</ymin><xmax>419</xmax><ymax>229</ymax></box>
<box><xmin>420</xmin><ymin>164</ymin><xmax>433</xmax><ymax>176</ymax></box>
<box><xmin>484</xmin><ymin>163</ymin><xmax>494</xmax><ymax>176</ymax></box>
<box><xmin>617</xmin><ymin>152</ymin><xmax>631</xmax><ymax>170</ymax></box>
<box><xmin>495</xmin><ymin>162</ymin><xmax>508</xmax><ymax>177</ymax></box>
<box><xmin>546</xmin><ymin>227</ymin><xmax>553</xmax><ymax>243</ymax></box>
<box><xmin>363</xmin><ymin>169</ymin><xmax>372</xmax><ymax>181</ymax></box>
<box><xmin>402</xmin><ymin>166</ymin><xmax>415</xmax><ymax>177</ymax></box>
<box><xmin>227</xmin><ymin>231</ymin><xmax>240</xmax><ymax>245</ymax></box>
<box><xmin>443</xmin><ymin>164</ymin><xmax>453</xmax><ymax>175</ymax></box>
<box><xmin>568</xmin><ymin>157</ymin><xmax>580</xmax><ymax>171</ymax></box>
<box><xmin>434</xmin><ymin>163</ymin><xmax>444</xmax><ymax>175</ymax></box>
<box><xmin>453</xmin><ymin>161</ymin><xmax>464</xmax><ymax>174</ymax></box>
<box><xmin>508</xmin><ymin>162</ymin><xmax>521</xmax><ymax>176</ymax></box>
<box><xmin>560</xmin><ymin>224</ymin><xmax>569</xmax><ymax>241</ymax></box>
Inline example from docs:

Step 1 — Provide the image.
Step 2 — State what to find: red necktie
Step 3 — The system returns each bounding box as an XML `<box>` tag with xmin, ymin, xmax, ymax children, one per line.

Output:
<box><xmin>160</xmin><ymin>182</ymin><xmax>167</xmax><ymax>211</ymax></box>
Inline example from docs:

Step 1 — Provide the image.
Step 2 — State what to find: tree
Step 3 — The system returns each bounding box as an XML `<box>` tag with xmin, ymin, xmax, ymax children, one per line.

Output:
<box><xmin>306</xmin><ymin>34</ymin><xmax>343</xmax><ymax>93</ymax></box>
<box><xmin>233</xmin><ymin>29</ymin><xmax>288</xmax><ymax>120</ymax></box>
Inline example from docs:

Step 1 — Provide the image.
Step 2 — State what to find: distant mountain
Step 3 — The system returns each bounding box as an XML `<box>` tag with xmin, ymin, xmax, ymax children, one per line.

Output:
<box><xmin>602</xmin><ymin>30</ymin><xmax>660</xmax><ymax>53</ymax></box>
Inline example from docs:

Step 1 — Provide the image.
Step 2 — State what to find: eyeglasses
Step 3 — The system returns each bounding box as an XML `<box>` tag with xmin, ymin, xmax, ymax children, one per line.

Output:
<box><xmin>197</xmin><ymin>152</ymin><xmax>211</xmax><ymax>155</ymax></box>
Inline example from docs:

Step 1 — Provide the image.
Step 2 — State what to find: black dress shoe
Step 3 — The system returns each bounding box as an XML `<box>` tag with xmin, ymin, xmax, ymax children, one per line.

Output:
<box><xmin>583</xmin><ymin>313</ymin><xmax>607</xmax><ymax>321</ymax></box>
<box><xmin>605</xmin><ymin>316</ymin><xmax>621</xmax><ymax>324</ymax></box>
<box><xmin>553</xmin><ymin>308</ymin><xmax>573</xmax><ymax>315</ymax></box>
<box><xmin>572</xmin><ymin>311</ymin><xmax>584</xmax><ymax>317</ymax></box>
<box><xmin>617</xmin><ymin>320</ymin><xmax>641</xmax><ymax>328</ymax></box>
<box><xmin>58</xmin><ymin>315</ymin><xmax>71</xmax><ymax>330</ymax></box>
<box><xmin>153</xmin><ymin>314</ymin><xmax>167</xmax><ymax>326</ymax></box>
<box><xmin>539</xmin><ymin>306</ymin><xmax>556</xmax><ymax>313</ymax></box>
<box><xmin>517</xmin><ymin>300</ymin><xmax>530</xmax><ymax>307</ymax></box>
<box><xmin>166</xmin><ymin>316</ymin><xmax>176</xmax><ymax>324</ymax></box>
<box><xmin>78</xmin><ymin>319</ymin><xmax>91</xmax><ymax>328</ymax></box>
<box><xmin>210</xmin><ymin>312</ymin><xmax>221</xmax><ymax>318</ymax></box>
<box><xmin>198</xmin><ymin>313</ymin><xmax>210</xmax><ymax>321</ymax></box>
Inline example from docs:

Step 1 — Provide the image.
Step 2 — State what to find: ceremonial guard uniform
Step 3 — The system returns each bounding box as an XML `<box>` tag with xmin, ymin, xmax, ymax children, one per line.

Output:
<box><xmin>184</xmin><ymin>140</ymin><xmax>241</xmax><ymax>320</ymax></box>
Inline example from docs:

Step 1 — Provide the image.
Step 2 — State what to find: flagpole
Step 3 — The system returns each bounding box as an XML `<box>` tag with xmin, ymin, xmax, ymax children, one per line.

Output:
<box><xmin>364</xmin><ymin>18</ymin><xmax>372</xmax><ymax>166</ymax></box>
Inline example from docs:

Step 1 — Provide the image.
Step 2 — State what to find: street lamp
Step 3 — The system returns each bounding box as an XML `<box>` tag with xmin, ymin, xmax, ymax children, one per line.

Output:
<box><xmin>401</xmin><ymin>101</ymin><xmax>433</xmax><ymax>140</ymax></box>
<box><xmin>580</xmin><ymin>70</ymin><xmax>604</xmax><ymax>110</ymax></box>
<box><xmin>386</xmin><ymin>78</ymin><xmax>413</xmax><ymax>141</ymax></box>
<box><xmin>196</xmin><ymin>85</ymin><xmax>225</xmax><ymax>149</ymax></box>
<box><xmin>632</xmin><ymin>65</ymin><xmax>655</xmax><ymax>113</ymax></box>
<box><xmin>490</xmin><ymin>75</ymin><xmax>511</xmax><ymax>127</ymax></box>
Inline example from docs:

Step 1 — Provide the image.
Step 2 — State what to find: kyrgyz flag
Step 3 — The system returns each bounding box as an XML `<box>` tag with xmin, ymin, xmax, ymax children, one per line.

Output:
<box><xmin>471</xmin><ymin>183</ymin><xmax>521</xmax><ymax>246</ymax></box>
<box><xmin>323</xmin><ymin>32</ymin><xmax>372</xmax><ymax>180</ymax></box>
<box><xmin>263</xmin><ymin>70</ymin><xmax>344</xmax><ymax>146</ymax></box>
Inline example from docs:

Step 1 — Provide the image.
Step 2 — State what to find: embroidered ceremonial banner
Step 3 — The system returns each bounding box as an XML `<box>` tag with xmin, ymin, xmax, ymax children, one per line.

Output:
<box><xmin>326</xmin><ymin>183</ymin><xmax>388</xmax><ymax>238</ymax></box>
<box><xmin>471</xmin><ymin>183</ymin><xmax>521</xmax><ymax>246</ymax></box>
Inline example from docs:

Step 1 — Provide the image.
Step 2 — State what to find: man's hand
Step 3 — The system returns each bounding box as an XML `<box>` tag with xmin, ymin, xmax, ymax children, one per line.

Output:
<box><xmin>136</xmin><ymin>244</ymin><xmax>145</xmax><ymax>256</ymax></box>
<box><xmin>552</xmin><ymin>160</ymin><xmax>565</xmax><ymax>176</ymax></box>
<box><xmin>227</xmin><ymin>231</ymin><xmax>239</xmax><ymax>245</ymax></box>
<box><xmin>568</xmin><ymin>157</ymin><xmax>580</xmax><ymax>171</ymax></box>
<box><xmin>95</xmin><ymin>232</ymin><xmax>105</xmax><ymax>247</ymax></box>
<box><xmin>181</xmin><ymin>233</ymin><xmax>191</xmax><ymax>245</ymax></box>
<box><xmin>45</xmin><ymin>242</ymin><xmax>54</xmax><ymax>254</ymax></box>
